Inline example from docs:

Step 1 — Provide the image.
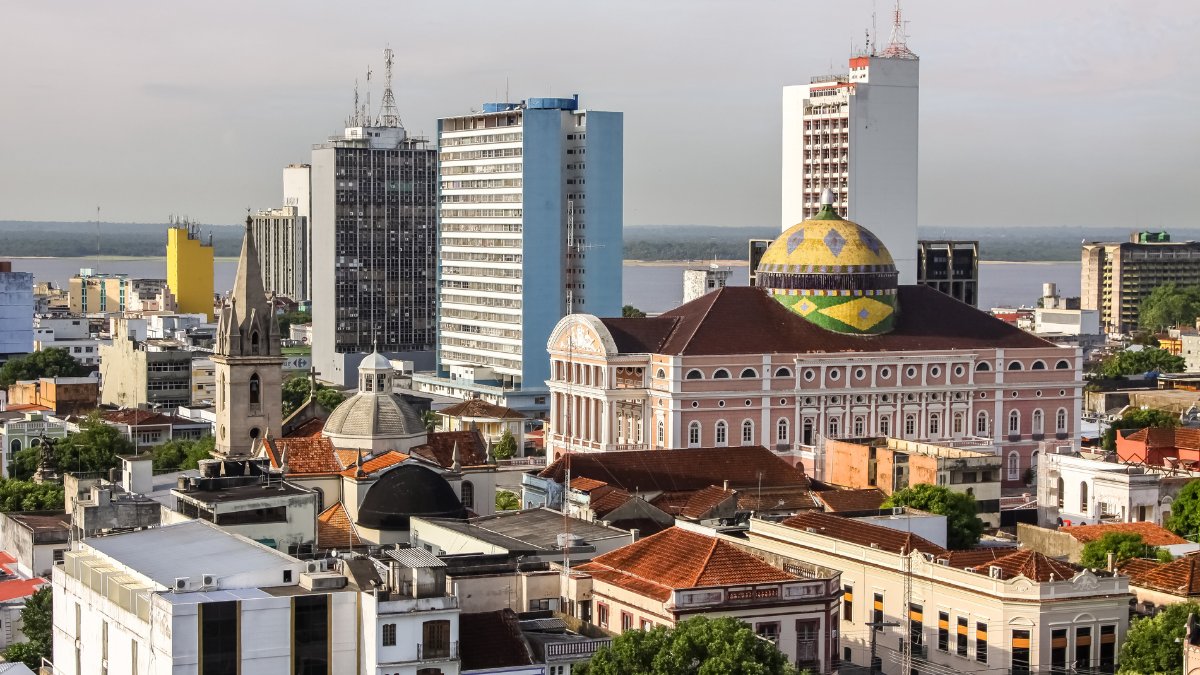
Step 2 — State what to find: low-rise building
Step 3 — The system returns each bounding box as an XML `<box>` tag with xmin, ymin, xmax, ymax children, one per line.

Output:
<box><xmin>1017</xmin><ymin>521</ymin><xmax>1198</xmax><ymax>563</ymax></box>
<box><xmin>0</xmin><ymin>551</ymin><xmax>47</xmax><ymax>653</ymax></box>
<box><xmin>743</xmin><ymin>511</ymin><xmax>1130</xmax><ymax>675</ymax></box>
<box><xmin>822</xmin><ymin>436</ymin><xmax>1003</xmax><ymax>526</ymax></box>
<box><xmin>437</xmin><ymin>399</ymin><xmax>526</xmax><ymax>455</ymax></box>
<box><xmin>0</xmin><ymin>511</ymin><xmax>70</xmax><ymax>578</ymax></box>
<box><xmin>411</xmin><ymin>509</ymin><xmax>632</xmax><ymax>564</ymax></box>
<box><xmin>88</xmin><ymin>409</ymin><xmax>210</xmax><ymax>447</ymax></box>
<box><xmin>99</xmin><ymin>320</ymin><xmax>193</xmax><ymax>409</ymax></box>
<box><xmin>1120</xmin><ymin>555</ymin><xmax>1200</xmax><ymax>614</ymax></box>
<box><xmin>6</xmin><ymin>376</ymin><xmax>98</xmax><ymax>415</ymax></box>
<box><xmin>0</xmin><ymin>411</ymin><xmax>69</xmax><ymax>477</ymax></box>
<box><xmin>33</xmin><ymin>315</ymin><xmax>105</xmax><ymax>366</ymax></box>
<box><xmin>1038</xmin><ymin>450</ymin><xmax>1192</xmax><ymax>527</ymax></box>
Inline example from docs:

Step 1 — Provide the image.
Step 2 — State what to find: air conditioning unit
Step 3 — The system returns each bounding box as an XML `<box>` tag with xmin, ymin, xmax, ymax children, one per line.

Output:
<box><xmin>173</xmin><ymin>577</ymin><xmax>189</xmax><ymax>592</ymax></box>
<box><xmin>201</xmin><ymin>574</ymin><xmax>216</xmax><ymax>588</ymax></box>
<box><xmin>988</xmin><ymin>566</ymin><xmax>1003</xmax><ymax>579</ymax></box>
<box><xmin>306</xmin><ymin>561</ymin><xmax>321</xmax><ymax>574</ymax></box>
<box><xmin>892</xmin><ymin>507</ymin><xmax>904</xmax><ymax>516</ymax></box>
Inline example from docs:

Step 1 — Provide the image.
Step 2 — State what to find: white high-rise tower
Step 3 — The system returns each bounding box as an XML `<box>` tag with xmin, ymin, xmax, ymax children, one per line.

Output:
<box><xmin>782</xmin><ymin>4</ymin><xmax>919</xmax><ymax>284</ymax></box>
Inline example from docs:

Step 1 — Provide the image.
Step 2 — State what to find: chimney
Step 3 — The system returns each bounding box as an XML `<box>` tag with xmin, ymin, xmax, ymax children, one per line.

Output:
<box><xmin>723</xmin><ymin>479</ymin><xmax>729</xmax><ymax>491</ymax></box>
<box><xmin>1107</xmin><ymin>551</ymin><xmax>1116</xmax><ymax>573</ymax></box>
<box><xmin>630</xmin><ymin>529</ymin><xmax>640</xmax><ymax>543</ymax></box>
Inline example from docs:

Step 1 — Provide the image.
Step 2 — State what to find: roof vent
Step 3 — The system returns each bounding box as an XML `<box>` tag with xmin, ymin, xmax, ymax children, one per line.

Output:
<box><xmin>870</xmin><ymin>543</ymin><xmax>880</xmax><ymax>549</ymax></box>
<box><xmin>937</xmin><ymin>558</ymin><xmax>949</xmax><ymax>566</ymax></box>
<box><xmin>988</xmin><ymin>566</ymin><xmax>1004</xmax><ymax>579</ymax></box>
<box><xmin>805</xmin><ymin>527</ymin><xmax>818</xmax><ymax>533</ymax></box>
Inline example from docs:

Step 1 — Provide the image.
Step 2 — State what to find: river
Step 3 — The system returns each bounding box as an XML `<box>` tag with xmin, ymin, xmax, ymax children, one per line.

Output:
<box><xmin>8</xmin><ymin>257</ymin><xmax>1079</xmax><ymax>315</ymax></box>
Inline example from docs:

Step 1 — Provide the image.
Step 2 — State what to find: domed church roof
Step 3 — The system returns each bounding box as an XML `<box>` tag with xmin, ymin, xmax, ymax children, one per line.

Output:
<box><xmin>357</xmin><ymin>464</ymin><xmax>466</xmax><ymax>530</ymax></box>
<box><xmin>322</xmin><ymin>350</ymin><xmax>425</xmax><ymax>448</ymax></box>
<box><xmin>756</xmin><ymin>189</ymin><xmax>899</xmax><ymax>335</ymax></box>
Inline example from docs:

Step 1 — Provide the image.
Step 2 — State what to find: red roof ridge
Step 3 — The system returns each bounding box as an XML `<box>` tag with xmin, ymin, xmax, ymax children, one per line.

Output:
<box><xmin>688</xmin><ymin>537</ymin><xmax>721</xmax><ymax>588</ymax></box>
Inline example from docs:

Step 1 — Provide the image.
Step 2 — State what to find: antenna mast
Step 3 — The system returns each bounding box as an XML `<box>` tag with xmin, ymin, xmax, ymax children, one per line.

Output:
<box><xmin>880</xmin><ymin>0</ymin><xmax>917</xmax><ymax>59</ymax></box>
<box><xmin>377</xmin><ymin>47</ymin><xmax>403</xmax><ymax>128</ymax></box>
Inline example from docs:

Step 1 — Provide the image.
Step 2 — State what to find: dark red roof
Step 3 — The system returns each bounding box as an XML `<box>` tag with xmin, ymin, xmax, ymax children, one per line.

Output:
<box><xmin>101</xmin><ymin>409</ymin><xmax>193</xmax><ymax>426</ymax></box>
<box><xmin>262</xmin><ymin>436</ymin><xmax>343</xmax><ymax>476</ymax></box>
<box><xmin>1061</xmin><ymin>522</ymin><xmax>1188</xmax><ymax>547</ymax></box>
<box><xmin>284</xmin><ymin>417</ymin><xmax>326</xmax><ymax>438</ymax></box>
<box><xmin>538</xmin><ymin>446</ymin><xmax>809</xmax><ymax>492</ymax></box>
<box><xmin>1120</xmin><ymin>555</ymin><xmax>1200</xmax><ymax>596</ymax></box>
<box><xmin>967</xmin><ymin>549</ymin><xmax>1080</xmax><ymax>582</ymax></box>
<box><xmin>599</xmin><ymin>285</ymin><xmax>1054</xmax><ymax>356</ymax></box>
<box><xmin>1124</xmin><ymin>427</ymin><xmax>1200</xmax><ymax>452</ymax></box>
<box><xmin>815</xmin><ymin>488</ymin><xmax>888</xmax><ymax>513</ymax></box>
<box><xmin>411</xmin><ymin>430</ymin><xmax>488</xmax><ymax>468</ymax></box>
<box><xmin>439</xmin><ymin>399</ymin><xmax>526</xmax><ymax>420</ymax></box>
<box><xmin>780</xmin><ymin>511</ymin><xmax>947</xmax><ymax>556</ymax></box>
<box><xmin>459</xmin><ymin>610</ymin><xmax>533</xmax><ymax>670</ymax></box>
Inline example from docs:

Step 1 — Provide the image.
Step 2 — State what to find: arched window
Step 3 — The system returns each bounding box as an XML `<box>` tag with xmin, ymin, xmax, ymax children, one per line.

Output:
<box><xmin>685</xmin><ymin>369</ymin><xmax>703</xmax><ymax>380</ymax></box>
<box><xmin>1032</xmin><ymin>409</ymin><xmax>1044</xmax><ymax>434</ymax></box>
<box><xmin>1056</xmin><ymin>408</ymin><xmax>1067</xmax><ymax>432</ymax></box>
<box><xmin>904</xmin><ymin>414</ymin><xmax>916</xmax><ymax>437</ymax></box>
<box><xmin>29</xmin><ymin>438</ymin><xmax>40</xmax><ymax>447</ymax></box>
<box><xmin>953</xmin><ymin>412</ymin><xmax>964</xmax><ymax>436</ymax></box>
<box><xmin>249</xmin><ymin>374</ymin><xmax>261</xmax><ymax>405</ymax></box>
<box><xmin>655</xmin><ymin>368</ymin><xmax>665</xmax><ymax>379</ymax></box>
<box><xmin>715</xmin><ymin>421</ymin><xmax>728</xmax><ymax>446</ymax></box>
<box><xmin>879</xmin><ymin>416</ymin><xmax>891</xmax><ymax>437</ymax></box>
<box><xmin>976</xmin><ymin>362</ymin><xmax>991</xmax><ymax>372</ymax></box>
<box><xmin>713</xmin><ymin>369</ymin><xmax>730</xmax><ymax>379</ymax></box>
<box><xmin>741</xmin><ymin>420</ymin><xmax>754</xmax><ymax>445</ymax></box>
<box><xmin>1056</xmin><ymin>477</ymin><xmax>1065</xmax><ymax>509</ymax></box>
<box><xmin>1008</xmin><ymin>410</ymin><xmax>1020</xmax><ymax>435</ymax></box>
<box><xmin>928</xmin><ymin>413</ymin><xmax>940</xmax><ymax>436</ymax></box>
<box><xmin>1055</xmin><ymin>360</ymin><xmax>1071</xmax><ymax>370</ymax></box>
<box><xmin>774</xmin><ymin>367</ymin><xmax>792</xmax><ymax>378</ymax></box>
<box><xmin>9</xmin><ymin>439</ymin><xmax>20</xmax><ymax>454</ymax></box>
<box><xmin>250</xmin><ymin>330</ymin><xmax>260</xmax><ymax>355</ymax></box>
<box><xmin>853</xmin><ymin>416</ymin><xmax>865</xmax><ymax>437</ymax></box>
<box><xmin>363</xmin><ymin>375</ymin><xmax>374</xmax><ymax>392</ymax></box>
<box><xmin>657</xmin><ymin>419</ymin><xmax>665</xmax><ymax>444</ymax></box>
<box><xmin>688</xmin><ymin>421</ymin><xmax>701</xmax><ymax>447</ymax></box>
<box><xmin>740</xmin><ymin>368</ymin><xmax>758</xmax><ymax>378</ymax></box>
<box><xmin>461</xmin><ymin>481</ymin><xmax>474</xmax><ymax>510</ymax></box>
<box><xmin>1007</xmin><ymin>361</ymin><xmax>1023</xmax><ymax>371</ymax></box>
<box><xmin>777</xmin><ymin>418</ymin><xmax>790</xmax><ymax>443</ymax></box>
<box><xmin>1031</xmin><ymin>360</ymin><xmax>1046</xmax><ymax>370</ymax></box>
<box><xmin>827</xmin><ymin>417</ymin><xmax>840</xmax><ymax>437</ymax></box>
<box><xmin>1080</xmin><ymin>482</ymin><xmax>1089</xmax><ymax>513</ymax></box>
<box><xmin>1008</xmin><ymin>452</ymin><xmax>1020</xmax><ymax>480</ymax></box>
<box><xmin>976</xmin><ymin>411</ymin><xmax>989</xmax><ymax>435</ymax></box>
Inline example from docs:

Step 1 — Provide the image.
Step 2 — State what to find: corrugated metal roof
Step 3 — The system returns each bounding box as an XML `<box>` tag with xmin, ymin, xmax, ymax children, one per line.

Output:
<box><xmin>385</xmin><ymin>547</ymin><xmax>446</xmax><ymax>568</ymax></box>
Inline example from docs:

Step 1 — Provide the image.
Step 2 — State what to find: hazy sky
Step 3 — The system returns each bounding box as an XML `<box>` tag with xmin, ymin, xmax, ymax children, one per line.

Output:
<box><xmin>2</xmin><ymin>1</ymin><xmax>1197</xmax><ymax>230</ymax></box>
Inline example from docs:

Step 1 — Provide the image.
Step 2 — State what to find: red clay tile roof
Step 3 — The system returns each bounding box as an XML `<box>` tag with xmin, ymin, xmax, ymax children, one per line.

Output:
<box><xmin>589</xmin><ymin>486</ymin><xmax>635</xmax><ymax>518</ymax></box>
<box><xmin>439</xmin><ymin>399</ymin><xmax>526</xmax><ymax>421</ymax></box>
<box><xmin>263</xmin><ymin>436</ymin><xmax>343</xmax><ymax>476</ymax></box>
<box><xmin>285</xmin><ymin>417</ymin><xmax>326</xmax><ymax>438</ymax></box>
<box><xmin>1123</xmin><ymin>427</ymin><xmax>1200</xmax><ymax>452</ymax></box>
<box><xmin>101</xmin><ymin>409</ymin><xmax>187</xmax><ymax>426</ymax></box>
<box><xmin>650</xmin><ymin>486</ymin><xmax>736</xmax><ymax>519</ymax></box>
<box><xmin>411</xmin><ymin>430</ymin><xmax>488</xmax><ymax>468</ymax></box>
<box><xmin>3</xmin><ymin>403</ymin><xmax>51</xmax><ymax>412</ymax></box>
<box><xmin>1120</xmin><ymin>555</ymin><xmax>1200</xmax><ymax>596</ymax></box>
<box><xmin>780</xmin><ymin>511</ymin><xmax>947</xmax><ymax>556</ymax></box>
<box><xmin>737</xmin><ymin>487</ymin><xmax>820</xmax><ymax>512</ymax></box>
<box><xmin>459</xmin><ymin>609</ymin><xmax>533</xmax><ymax>670</ymax></box>
<box><xmin>0</xmin><ymin>552</ymin><xmax>47</xmax><ymax>602</ymax></box>
<box><xmin>569</xmin><ymin>477</ymin><xmax>609</xmax><ymax>492</ymax></box>
<box><xmin>539</xmin><ymin>446</ymin><xmax>809</xmax><ymax>493</ymax></box>
<box><xmin>599</xmin><ymin>285</ymin><xmax>1053</xmax><ymax>356</ymax></box>
<box><xmin>335</xmin><ymin>449</ymin><xmax>360</xmax><ymax>468</ymax></box>
<box><xmin>1061</xmin><ymin>522</ymin><xmax>1189</xmax><ymax>547</ymax></box>
<box><xmin>968</xmin><ymin>549</ymin><xmax>1080</xmax><ymax>582</ymax></box>
<box><xmin>815</xmin><ymin>488</ymin><xmax>888</xmax><ymax>513</ymax></box>
<box><xmin>340</xmin><ymin>450</ymin><xmax>410</xmax><ymax>478</ymax></box>
<box><xmin>316</xmin><ymin>502</ymin><xmax>362</xmax><ymax>550</ymax></box>
<box><xmin>574</xmin><ymin>527</ymin><xmax>797</xmax><ymax>601</ymax></box>
<box><xmin>939</xmin><ymin>549</ymin><xmax>1011</xmax><ymax>568</ymax></box>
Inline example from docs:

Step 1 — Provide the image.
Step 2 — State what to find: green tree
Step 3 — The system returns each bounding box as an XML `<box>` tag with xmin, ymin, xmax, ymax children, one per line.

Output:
<box><xmin>1102</xmin><ymin>407</ymin><xmax>1180</xmax><ymax>451</ymax></box>
<box><xmin>13</xmin><ymin>413</ymin><xmax>130</xmax><ymax>480</ymax></box>
<box><xmin>0</xmin><ymin>480</ymin><xmax>64</xmax><ymax>511</ymax></box>
<box><xmin>152</xmin><ymin>436</ymin><xmax>216</xmax><ymax>471</ymax></box>
<box><xmin>1095</xmin><ymin>348</ymin><xmax>1185</xmax><ymax>379</ymax></box>
<box><xmin>275</xmin><ymin>310</ymin><xmax>311</xmax><ymax>335</ymax></box>
<box><xmin>621</xmin><ymin>304</ymin><xmax>647</xmax><ymax>318</ymax></box>
<box><xmin>1167</xmin><ymin>480</ymin><xmax>1200</xmax><ymax>539</ymax></box>
<box><xmin>1118</xmin><ymin>601</ymin><xmax>1200</xmax><ymax>674</ymax></box>
<box><xmin>281</xmin><ymin>376</ymin><xmax>344</xmax><ymax>418</ymax></box>
<box><xmin>1</xmin><ymin>585</ymin><xmax>52</xmax><ymax>668</ymax></box>
<box><xmin>496</xmin><ymin>490</ymin><xmax>520</xmax><ymax>511</ymax></box>
<box><xmin>882</xmin><ymin>484</ymin><xmax>985</xmax><ymax>550</ymax></box>
<box><xmin>423</xmin><ymin>410</ymin><xmax>439</xmax><ymax>433</ymax></box>
<box><xmin>0</xmin><ymin>348</ymin><xmax>88</xmax><ymax>386</ymax></box>
<box><xmin>1140</xmin><ymin>283</ymin><xmax>1200</xmax><ymax>332</ymax></box>
<box><xmin>1079</xmin><ymin>532</ymin><xmax>1157</xmax><ymax>568</ymax></box>
<box><xmin>582</xmin><ymin>616</ymin><xmax>797</xmax><ymax>675</ymax></box>
<box><xmin>493</xmin><ymin>428</ymin><xmax>517</xmax><ymax>460</ymax></box>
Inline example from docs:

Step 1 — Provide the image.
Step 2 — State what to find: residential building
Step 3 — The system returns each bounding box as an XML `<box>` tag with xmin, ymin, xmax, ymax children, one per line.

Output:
<box><xmin>211</xmin><ymin>217</ymin><xmax>284</xmax><ymax>457</ymax></box>
<box><xmin>413</xmin><ymin>94</ymin><xmax>623</xmax><ymax>417</ymax></box>
<box><xmin>546</xmin><ymin>240</ymin><xmax>1079</xmax><ymax>489</ymax></box>
<box><xmin>1120</xmin><ymin>555</ymin><xmax>1200</xmax><ymax>614</ymax></box>
<box><xmin>68</xmin><ymin>269</ymin><xmax>127</xmax><ymax>315</ymax></box>
<box><xmin>190</xmin><ymin>356</ymin><xmax>214</xmax><ymax>405</ymax></box>
<box><xmin>0</xmin><ymin>511</ymin><xmax>70</xmax><ymax>578</ymax></box>
<box><xmin>564</xmin><ymin>524</ymin><xmax>843</xmax><ymax>673</ymax></box>
<box><xmin>822</xmin><ymin>436</ymin><xmax>1002</xmax><ymax>526</ymax></box>
<box><xmin>33</xmin><ymin>316</ymin><xmax>104</xmax><ymax>366</ymax></box>
<box><xmin>1017</xmin><ymin>521</ymin><xmax>1197</xmax><ymax>564</ymax></box>
<box><xmin>1037</xmin><ymin>449</ymin><xmax>1192</xmax><ymax>527</ymax></box>
<box><xmin>437</xmin><ymin>398</ymin><xmax>526</xmax><ymax>453</ymax></box>
<box><xmin>99</xmin><ymin>320</ymin><xmax>194</xmax><ymax>409</ymax></box>
<box><xmin>53</xmin><ymin>520</ymin><xmax>358</xmax><ymax>675</ymax></box>
<box><xmin>86</xmin><ymin>409</ymin><xmax>209</xmax><ymax>447</ymax></box>
<box><xmin>166</xmin><ymin>220</ymin><xmax>215</xmax><ymax>320</ymax></box>
<box><xmin>310</xmin><ymin>73</ymin><xmax>439</xmax><ymax>389</ymax></box>
<box><xmin>63</xmin><ymin>456</ymin><xmax>165</xmax><ymax>539</ymax></box>
<box><xmin>743</xmin><ymin>511</ymin><xmax>1130</xmax><ymax>675</ymax></box>
<box><xmin>459</xmin><ymin>610</ymin><xmax>542</xmax><ymax>675</ymax></box>
<box><xmin>251</xmin><ymin>205</ymin><xmax>310</xmax><ymax>302</ymax></box>
<box><xmin>6</xmin><ymin>376</ymin><xmax>98</xmax><ymax>415</ymax></box>
<box><xmin>781</xmin><ymin>8</ymin><xmax>919</xmax><ymax>283</ymax></box>
<box><xmin>0</xmin><ymin>551</ymin><xmax>47</xmax><ymax>653</ymax></box>
<box><xmin>1082</xmin><ymin>231</ymin><xmax>1200</xmax><ymax>334</ymax></box>
<box><xmin>1034</xmin><ymin>282</ymin><xmax>1100</xmax><ymax>338</ymax></box>
<box><xmin>916</xmin><ymin>240</ymin><xmax>978</xmax><ymax>306</ymax></box>
<box><xmin>0</xmin><ymin>262</ymin><xmax>33</xmax><ymax>361</ymax></box>
<box><xmin>682</xmin><ymin>266</ymin><xmax>732</xmax><ymax>304</ymax></box>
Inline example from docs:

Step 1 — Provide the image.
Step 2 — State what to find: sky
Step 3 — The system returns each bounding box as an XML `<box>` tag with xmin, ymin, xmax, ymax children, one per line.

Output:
<box><xmin>2</xmin><ymin>1</ymin><xmax>1198</xmax><ymax>230</ymax></box>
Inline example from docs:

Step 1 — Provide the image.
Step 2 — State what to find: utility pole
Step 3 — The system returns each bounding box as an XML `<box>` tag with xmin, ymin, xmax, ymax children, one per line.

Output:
<box><xmin>866</xmin><ymin>620</ymin><xmax>899</xmax><ymax>674</ymax></box>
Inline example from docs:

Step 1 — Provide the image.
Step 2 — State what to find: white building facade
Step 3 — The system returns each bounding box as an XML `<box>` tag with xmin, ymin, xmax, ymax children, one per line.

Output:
<box><xmin>0</xmin><ymin>266</ymin><xmax>33</xmax><ymax>360</ymax></box>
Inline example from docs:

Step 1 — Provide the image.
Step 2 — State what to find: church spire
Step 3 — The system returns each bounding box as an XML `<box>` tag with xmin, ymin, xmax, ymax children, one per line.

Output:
<box><xmin>217</xmin><ymin>215</ymin><xmax>279</xmax><ymax>357</ymax></box>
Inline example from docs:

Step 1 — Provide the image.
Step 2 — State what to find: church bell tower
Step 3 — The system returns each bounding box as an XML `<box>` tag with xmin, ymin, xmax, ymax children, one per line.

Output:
<box><xmin>212</xmin><ymin>216</ymin><xmax>284</xmax><ymax>457</ymax></box>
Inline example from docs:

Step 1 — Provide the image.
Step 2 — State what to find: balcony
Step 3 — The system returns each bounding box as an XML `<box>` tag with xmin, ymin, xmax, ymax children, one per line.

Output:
<box><xmin>416</xmin><ymin>641</ymin><xmax>459</xmax><ymax>661</ymax></box>
<box><xmin>545</xmin><ymin>638</ymin><xmax>613</xmax><ymax>661</ymax></box>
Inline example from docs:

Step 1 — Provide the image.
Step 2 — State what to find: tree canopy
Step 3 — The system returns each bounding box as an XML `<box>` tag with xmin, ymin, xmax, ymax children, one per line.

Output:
<box><xmin>493</xmin><ymin>428</ymin><xmax>517</xmax><ymax>460</ymax></box>
<box><xmin>1167</xmin><ymin>480</ymin><xmax>1200</xmax><ymax>540</ymax></box>
<box><xmin>581</xmin><ymin>616</ymin><xmax>798</xmax><ymax>675</ymax></box>
<box><xmin>1140</xmin><ymin>283</ymin><xmax>1200</xmax><ymax>332</ymax></box>
<box><xmin>1102</xmin><ymin>407</ymin><xmax>1181</xmax><ymax>451</ymax></box>
<box><xmin>1</xmin><ymin>585</ymin><xmax>52</xmax><ymax>669</ymax></box>
<box><xmin>12</xmin><ymin>412</ymin><xmax>130</xmax><ymax>480</ymax></box>
<box><xmin>1094</xmin><ymin>348</ymin><xmax>1185</xmax><ymax>379</ymax></box>
<box><xmin>1079</xmin><ymin>532</ymin><xmax>1169</xmax><ymax>568</ymax></box>
<box><xmin>276</xmin><ymin>310</ymin><xmax>311</xmax><ymax>335</ymax></box>
<box><xmin>151</xmin><ymin>435</ymin><xmax>215</xmax><ymax>471</ymax></box>
<box><xmin>281</xmin><ymin>376</ymin><xmax>345</xmax><ymax>418</ymax></box>
<box><xmin>496</xmin><ymin>491</ymin><xmax>520</xmax><ymax>511</ymax></box>
<box><xmin>0</xmin><ymin>348</ymin><xmax>88</xmax><ymax>386</ymax></box>
<box><xmin>0</xmin><ymin>480</ymin><xmax>64</xmax><ymax>512</ymax></box>
<box><xmin>622</xmin><ymin>304</ymin><xmax>647</xmax><ymax>318</ymax></box>
<box><xmin>882</xmin><ymin>484</ymin><xmax>985</xmax><ymax>550</ymax></box>
<box><xmin>1118</xmin><ymin>601</ymin><xmax>1200</xmax><ymax>674</ymax></box>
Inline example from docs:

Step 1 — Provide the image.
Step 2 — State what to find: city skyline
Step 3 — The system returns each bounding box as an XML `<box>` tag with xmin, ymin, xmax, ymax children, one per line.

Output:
<box><xmin>2</xmin><ymin>1</ymin><xmax>1198</xmax><ymax>230</ymax></box>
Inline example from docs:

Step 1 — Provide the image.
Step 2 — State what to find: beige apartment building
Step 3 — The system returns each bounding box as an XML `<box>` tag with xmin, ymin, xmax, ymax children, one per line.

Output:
<box><xmin>743</xmin><ymin>511</ymin><xmax>1129</xmax><ymax>675</ymax></box>
<box><xmin>1081</xmin><ymin>232</ymin><xmax>1200</xmax><ymax>334</ymax></box>
<box><xmin>68</xmin><ymin>270</ymin><xmax>127</xmax><ymax>314</ymax></box>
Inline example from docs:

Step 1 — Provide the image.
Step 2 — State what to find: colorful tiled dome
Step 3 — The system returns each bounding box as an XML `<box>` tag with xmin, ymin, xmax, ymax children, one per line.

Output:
<box><xmin>756</xmin><ymin>190</ymin><xmax>898</xmax><ymax>334</ymax></box>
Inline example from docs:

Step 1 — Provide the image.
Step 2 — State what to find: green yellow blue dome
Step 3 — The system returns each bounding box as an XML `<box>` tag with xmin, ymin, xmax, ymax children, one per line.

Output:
<box><xmin>756</xmin><ymin>191</ymin><xmax>898</xmax><ymax>335</ymax></box>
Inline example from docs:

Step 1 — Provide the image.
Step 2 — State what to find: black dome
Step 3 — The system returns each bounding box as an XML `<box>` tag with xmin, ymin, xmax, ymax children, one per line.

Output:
<box><xmin>356</xmin><ymin>464</ymin><xmax>466</xmax><ymax>530</ymax></box>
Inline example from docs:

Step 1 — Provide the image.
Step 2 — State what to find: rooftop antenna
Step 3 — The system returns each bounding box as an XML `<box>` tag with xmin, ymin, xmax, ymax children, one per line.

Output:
<box><xmin>363</xmin><ymin>66</ymin><xmax>373</xmax><ymax>128</ymax></box>
<box><xmin>377</xmin><ymin>46</ymin><xmax>403</xmax><ymax>128</ymax></box>
<box><xmin>351</xmin><ymin>78</ymin><xmax>360</xmax><ymax>127</ymax></box>
<box><xmin>881</xmin><ymin>0</ymin><xmax>917</xmax><ymax>59</ymax></box>
<box><xmin>872</xmin><ymin>0</ymin><xmax>879</xmax><ymax>55</ymax></box>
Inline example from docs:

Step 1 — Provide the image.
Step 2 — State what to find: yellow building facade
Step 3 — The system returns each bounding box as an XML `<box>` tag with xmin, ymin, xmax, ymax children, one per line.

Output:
<box><xmin>166</xmin><ymin>225</ymin><xmax>214</xmax><ymax>320</ymax></box>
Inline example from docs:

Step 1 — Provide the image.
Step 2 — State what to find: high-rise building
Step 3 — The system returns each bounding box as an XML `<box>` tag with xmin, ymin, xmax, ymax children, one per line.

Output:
<box><xmin>412</xmin><ymin>95</ymin><xmax>623</xmax><ymax>416</ymax></box>
<box><xmin>1082</xmin><ymin>231</ymin><xmax>1200</xmax><ymax>335</ymax></box>
<box><xmin>0</xmin><ymin>261</ymin><xmax>33</xmax><ymax>361</ymax></box>
<box><xmin>310</xmin><ymin>68</ymin><xmax>438</xmax><ymax>388</ymax></box>
<box><xmin>69</xmin><ymin>269</ymin><xmax>128</xmax><ymax>315</ymax></box>
<box><xmin>166</xmin><ymin>220</ymin><xmax>215</xmax><ymax>320</ymax></box>
<box><xmin>251</xmin><ymin>205</ymin><xmax>309</xmax><ymax>302</ymax></box>
<box><xmin>781</xmin><ymin>6</ymin><xmax>919</xmax><ymax>283</ymax></box>
<box><xmin>917</xmin><ymin>239</ymin><xmax>979</xmax><ymax>306</ymax></box>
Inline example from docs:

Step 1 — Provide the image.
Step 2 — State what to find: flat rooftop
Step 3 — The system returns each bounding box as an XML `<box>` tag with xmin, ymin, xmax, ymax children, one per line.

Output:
<box><xmin>173</xmin><ymin>478</ymin><xmax>310</xmax><ymax>505</ymax></box>
<box><xmin>426</xmin><ymin>508</ymin><xmax>629</xmax><ymax>552</ymax></box>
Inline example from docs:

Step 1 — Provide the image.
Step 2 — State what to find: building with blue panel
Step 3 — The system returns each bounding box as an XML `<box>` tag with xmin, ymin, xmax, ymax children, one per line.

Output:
<box><xmin>413</xmin><ymin>96</ymin><xmax>623</xmax><ymax>418</ymax></box>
